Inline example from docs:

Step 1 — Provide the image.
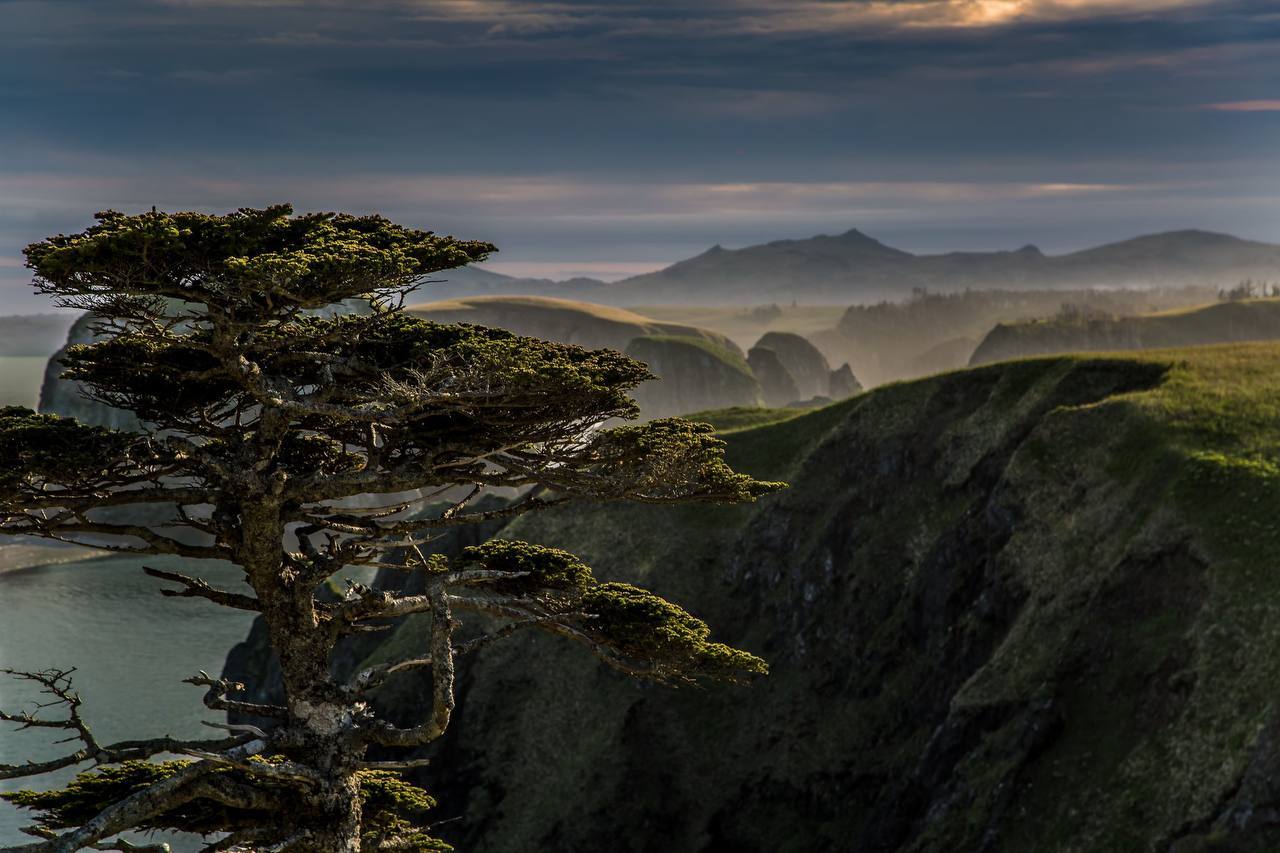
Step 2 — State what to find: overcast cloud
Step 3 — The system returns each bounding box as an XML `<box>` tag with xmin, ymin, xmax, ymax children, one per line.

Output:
<box><xmin>1</xmin><ymin>0</ymin><xmax>1277</xmax><ymax>310</ymax></box>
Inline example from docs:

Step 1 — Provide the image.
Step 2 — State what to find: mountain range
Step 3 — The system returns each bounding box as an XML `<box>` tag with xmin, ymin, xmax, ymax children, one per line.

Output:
<box><xmin>430</xmin><ymin>228</ymin><xmax>1280</xmax><ymax>306</ymax></box>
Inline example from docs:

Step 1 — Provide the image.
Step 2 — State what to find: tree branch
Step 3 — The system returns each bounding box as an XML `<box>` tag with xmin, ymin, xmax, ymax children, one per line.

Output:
<box><xmin>182</xmin><ymin>673</ymin><xmax>287</xmax><ymax>720</ymax></box>
<box><xmin>363</xmin><ymin>585</ymin><xmax>456</xmax><ymax>747</ymax></box>
<box><xmin>142</xmin><ymin>567</ymin><xmax>260</xmax><ymax>612</ymax></box>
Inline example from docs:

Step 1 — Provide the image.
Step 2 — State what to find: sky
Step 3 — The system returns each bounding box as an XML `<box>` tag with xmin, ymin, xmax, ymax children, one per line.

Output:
<box><xmin>1</xmin><ymin>0</ymin><xmax>1278</xmax><ymax>312</ymax></box>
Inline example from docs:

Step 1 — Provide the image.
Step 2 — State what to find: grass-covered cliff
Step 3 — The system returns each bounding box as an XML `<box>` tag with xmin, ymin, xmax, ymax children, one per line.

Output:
<box><xmin>971</xmin><ymin>298</ymin><xmax>1280</xmax><ymax>366</ymax></box>
<box><xmin>230</xmin><ymin>342</ymin><xmax>1280</xmax><ymax>852</ymax></box>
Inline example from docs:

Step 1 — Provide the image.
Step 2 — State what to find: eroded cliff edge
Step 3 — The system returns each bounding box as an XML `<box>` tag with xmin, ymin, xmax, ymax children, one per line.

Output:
<box><xmin>228</xmin><ymin>344</ymin><xmax>1280</xmax><ymax>852</ymax></box>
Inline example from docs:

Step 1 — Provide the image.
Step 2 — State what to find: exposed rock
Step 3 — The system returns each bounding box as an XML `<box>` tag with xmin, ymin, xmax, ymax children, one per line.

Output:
<box><xmin>624</xmin><ymin>335</ymin><xmax>764</xmax><ymax>418</ymax></box>
<box><xmin>750</xmin><ymin>331</ymin><xmax>831</xmax><ymax>401</ymax></box>
<box><xmin>39</xmin><ymin>314</ymin><xmax>140</xmax><ymax>429</ymax></box>
<box><xmin>224</xmin><ymin>347</ymin><xmax>1280</xmax><ymax>851</ymax></box>
<box><xmin>746</xmin><ymin>346</ymin><xmax>799</xmax><ymax>408</ymax></box>
<box><xmin>828</xmin><ymin>363</ymin><xmax>862</xmax><ymax>399</ymax></box>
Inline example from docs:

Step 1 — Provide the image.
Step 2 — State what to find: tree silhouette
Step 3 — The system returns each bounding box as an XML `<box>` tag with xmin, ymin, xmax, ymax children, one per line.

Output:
<box><xmin>0</xmin><ymin>205</ymin><xmax>776</xmax><ymax>852</ymax></box>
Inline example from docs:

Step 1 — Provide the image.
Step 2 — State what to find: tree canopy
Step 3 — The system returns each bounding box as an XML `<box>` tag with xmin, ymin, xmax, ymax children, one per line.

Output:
<box><xmin>0</xmin><ymin>205</ymin><xmax>780</xmax><ymax>853</ymax></box>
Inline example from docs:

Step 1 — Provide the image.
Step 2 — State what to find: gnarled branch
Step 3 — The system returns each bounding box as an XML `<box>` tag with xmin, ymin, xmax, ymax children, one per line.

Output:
<box><xmin>142</xmin><ymin>567</ymin><xmax>260</xmax><ymax>612</ymax></box>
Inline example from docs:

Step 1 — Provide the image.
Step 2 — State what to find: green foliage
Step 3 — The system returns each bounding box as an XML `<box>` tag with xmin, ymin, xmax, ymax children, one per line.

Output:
<box><xmin>579</xmin><ymin>418</ymin><xmax>785</xmax><ymax>502</ymax></box>
<box><xmin>2</xmin><ymin>761</ymin><xmax>187</xmax><ymax>830</ymax></box>
<box><xmin>450</xmin><ymin>540</ymin><xmax>767</xmax><ymax>683</ymax></box>
<box><xmin>59</xmin><ymin>313</ymin><xmax>652</xmax><ymax>434</ymax></box>
<box><xmin>0</xmin><ymin>406</ymin><xmax>133</xmax><ymax>495</ymax></box>
<box><xmin>4</xmin><ymin>205</ymin><xmax>780</xmax><ymax>851</ymax></box>
<box><xmin>971</xmin><ymin>297</ymin><xmax>1280</xmax><ymax>367</ymax></box>
<box><xmin>357</xmin><ymin>771</ymin><xmax>452</xmax><ymax>852</ymax></box>
<box><xmin>578</xmin><ymin>582</ymin><xmax>768</xmax><ymax>684</ymax></box>
<box><xmin>685</xmin><ymin>406</ymin><xmax>807</xmax><ymax>434</ymax></box>
<box><xmin>276</xmin><ymin>434</ymin><xmax>366</xmax><ymax>477</ymax></box>
<box><xmin>25</xmin><ymin>204</ymin><xmax>493</xmax><ymax>317</ymax></box>
<box><xmin>461</xmin><ymin>540</ymin><xmax>594</xmax><ymax>593</ymax></box>
<box><xmin>3</xmin><ymin>761</ymin><xmax>451</xmax><ymax>850</ymax></box>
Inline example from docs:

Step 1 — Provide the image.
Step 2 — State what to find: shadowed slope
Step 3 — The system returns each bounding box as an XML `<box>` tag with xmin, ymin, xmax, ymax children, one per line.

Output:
<box><xmin>220</xmin><ymin>342</ymin><xmax>1280</xmax><ymax>851</ymax></box>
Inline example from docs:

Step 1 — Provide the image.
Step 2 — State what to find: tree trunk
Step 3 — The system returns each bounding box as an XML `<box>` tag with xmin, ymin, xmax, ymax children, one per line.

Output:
<box><xmin>302</xmin><ymin>773</ymin><xmax>363</xmax><ymax>853</ymax></box>
<box><xmin>236</xmin><ymin>499</ymin><xmax>365</xmax><ymax>852</ymax></box>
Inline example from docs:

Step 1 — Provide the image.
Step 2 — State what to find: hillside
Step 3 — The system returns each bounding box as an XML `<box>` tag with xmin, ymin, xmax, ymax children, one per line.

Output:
<box><xmin>625</xmin><ymin>335</ymin><xmax>765</xmax><ymax>417</ymax></box>
<box><xmin>971</xmin><ymin>298</ymin><xmax>1280</xmax><ymax>366</ymax></box>
<box><xmin>821</xmin><ymin>286</ymin><xmax>1214</xmax><ymax>387</ymax></box>
<box><xmin>227</xmin><ymin>343</ymin><xmax>1280</xmax><ymax>851</ymax></box>
<box><xmin>406</xmin><ymin>295</ymin><xmax>739</xmax><ymax>354</ymax></box>
<box><xmin>416</xmin><ymin>230</ymin><xmax>1280</xmax><ymax>306</ymax></box>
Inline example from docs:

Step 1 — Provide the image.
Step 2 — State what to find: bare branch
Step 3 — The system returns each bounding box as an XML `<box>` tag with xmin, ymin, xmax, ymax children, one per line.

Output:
<box><xmin>0</xmin><ymin>739</ymin><xmax>274</xmax><ymax>853</ymax></box>
<box><xmin>0</xmin><ymin>670</ymin><xmax>254</xmax><ymax>780</ymax></box>
<box><xmin>183</xmin><ymin>672</ymin><xmax>287</xmax><ymax>720</ymax></box>
<box><xmin>355</xmin><ymin>758</ymin><xmax>431</xmax><ymax>772</ymax></box>
<box><xmin>199</xmin><ymin>721</ymin><xmax>269</xmax><ymax>740</ymax></box>
<box><xmin>176</xmin><ymin>748</ymin><xmax>320</xmax><ymax>787</ymax></box>
<box><xmin>363</xmin><ymin>584</ymin><xmax>456</xmax><ymax>747</ymax></box>
<box><xmin>88</xmin><ymin>839</ymin><xmax>171</xmax><ymax>853</ymax></box>
<box><xmin>142</xmin><ymin>567</ymin><xmax>260</xmax><ymax>612</ymax></box>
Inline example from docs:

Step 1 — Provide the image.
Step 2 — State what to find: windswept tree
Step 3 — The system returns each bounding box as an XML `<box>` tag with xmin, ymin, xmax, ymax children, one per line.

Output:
<box><xmin>0</xmin><ymin>206</ymin><xmax>777</xmax><ymax>853</ymax></box>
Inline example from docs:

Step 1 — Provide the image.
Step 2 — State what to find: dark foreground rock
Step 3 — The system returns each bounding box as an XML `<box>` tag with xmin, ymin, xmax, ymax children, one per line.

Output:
<box><xmin>228</xmin><ymin>346</ymin><xmax>1280</xmax><ymax>852</ymax></box>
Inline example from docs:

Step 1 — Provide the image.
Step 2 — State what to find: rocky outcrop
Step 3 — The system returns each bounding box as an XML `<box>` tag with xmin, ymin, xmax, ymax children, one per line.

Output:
<box><xmin>226</xmin><ymin>345</ymin><xmax>1280</xmax><ymax>851</ymax></box>
<box><xmin>625</xmin><ymin>336</ymin><xmax>764</xmax><ymax>418</ymax></box>
<box><xmin>828</xmin><ymin>362</ymin><xmax>862</xmax><ymax>399</ymax></box>
<box><xmin>39</xmin><ymin>314</ymin><xmax>140</xmax><ymax>429</ymax></box>
<box><xmin>749</xmin><ymin>331</ymin><xmax>831</xmax><ymax>402</ymax></box>
<box><xmin>749</xmin><ymin>331</ymin><xmax>861</xmax><ymax>406</ymax></box>
<box><xmin>745</xmin><ymin>346</ymin><xmax>799</xmax><ymax>408</ymax></box>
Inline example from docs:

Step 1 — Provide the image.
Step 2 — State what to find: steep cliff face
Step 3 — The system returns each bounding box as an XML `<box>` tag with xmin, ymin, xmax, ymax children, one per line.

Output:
<box><xmin>749</xmin><ymin>331</ymin><xmax>831</xmax><ymax>402</ymax></box>
<box><xmin>745</xmin><ymin>345</ymin><xmax>799</xmax><ymax>408</ymax></box>
<box><xmin>749</xmin><ymin>331</ymin><xmax>862</xmax><ymax>407</ymax></box>
<box><xmin>828</xmin><ymin>362</ymin><xmax>862</xmax><ymax>399</ymax></box>
<box><xmin>38</xmin><ymin>314</ymin><xmax>140</xmax><ymax>429</ymax></box>
<box><xmin>625</xmin><ymin>336</ymin><xmax>765</xmax><ymax>418</ymax></box>
<box><xmin>227</xmin><ymin>344</ymin><xmax>1280</xmax><ymax>852</ymax></box>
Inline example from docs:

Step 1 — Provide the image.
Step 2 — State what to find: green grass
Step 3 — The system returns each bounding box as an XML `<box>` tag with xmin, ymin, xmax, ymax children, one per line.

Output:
<box><xmin>626</xmin><ymin>334</ymin><xmax>755</xmax><ymax>378</ymax></box>
<box><xmin>409</xmin><ymin>294</ymin><xmax>669</xmax><ymax>327</ymax></box>
<box><xmin>975</xmin><ymin>299</ymin><xmax>1280</xmax><ymax>367</ymax></box>
<box><xmin>350</xmin><ymin>341</ymin><xmax>1280</xmax><ymax>851</ymax></box>
<box><xmin>682</xmin><ymin>406</ymin><xmax>806</xmax><ymax>434</ymax></box>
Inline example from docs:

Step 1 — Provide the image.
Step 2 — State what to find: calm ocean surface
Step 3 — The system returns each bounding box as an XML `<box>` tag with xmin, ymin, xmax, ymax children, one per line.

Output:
<box><xmin>0</xmin><ymin>555</ymin><xmax>256</xmax><ymax>847</ymax></box>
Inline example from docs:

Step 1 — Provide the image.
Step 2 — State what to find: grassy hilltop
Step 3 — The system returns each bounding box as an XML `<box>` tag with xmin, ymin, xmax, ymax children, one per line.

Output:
<box><xmin>407</xmin><ymin>295</ymin><xmax>742</xmax><ymax>354</ymax></box>
<box><xmin>971</xmin><ymin>298</ymin><xmax>1280</xmax><ymax>366</ymax></box>
<box><xmin>226</xmin><ymin>342</ymin><xmax>1280</xmax><ymax>851</ymax></box>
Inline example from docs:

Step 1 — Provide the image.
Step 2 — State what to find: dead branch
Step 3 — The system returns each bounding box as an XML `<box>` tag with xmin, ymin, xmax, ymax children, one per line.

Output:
<box><xmin>142</xmin><ymin>567</ymin><xmax>260</xmax><ymax>612</ymax></box>
<box><xmin>183</xmin><ymin>673</ymin><xmax>287</xmax><ymax>720</ymax></box>
<box><xmin>363</xmin><ymin>584</ymin><xmax>456</xmax><ymax>748</ymax></box>
<box><xmin>0</xmin><ymin>670</ymin><xmax>253</xmax><ymax>780</ymax></box>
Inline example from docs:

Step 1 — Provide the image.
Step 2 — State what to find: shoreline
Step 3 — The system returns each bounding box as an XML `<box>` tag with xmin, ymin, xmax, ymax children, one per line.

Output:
<box><xmin>0</xmin><ymin>543</ymin><xmax>112</xmax><ymax>575</ymax></box>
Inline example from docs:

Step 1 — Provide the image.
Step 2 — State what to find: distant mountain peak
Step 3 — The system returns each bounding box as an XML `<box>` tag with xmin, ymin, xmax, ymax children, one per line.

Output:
<box><xmin>421</xmin><ymin>226</ymin><xmax>1280</xmax><ymax>306</ymax></box>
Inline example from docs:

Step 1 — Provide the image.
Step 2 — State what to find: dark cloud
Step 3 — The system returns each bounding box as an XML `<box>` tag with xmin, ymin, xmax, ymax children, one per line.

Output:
<box><xmin>1</xmin><ymin>0</ymin><xmax>1278</xmax><ymax>311</ymax></box>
